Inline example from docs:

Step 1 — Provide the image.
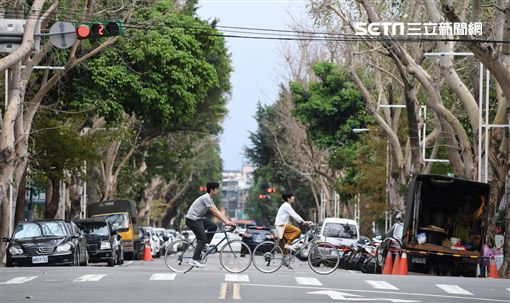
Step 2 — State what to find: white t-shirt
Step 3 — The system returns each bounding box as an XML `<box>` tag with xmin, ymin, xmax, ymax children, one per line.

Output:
<box><xmin>274</xmin><ymin>202</ymin><xmax>304</xmax><ymax>225</ymax></box>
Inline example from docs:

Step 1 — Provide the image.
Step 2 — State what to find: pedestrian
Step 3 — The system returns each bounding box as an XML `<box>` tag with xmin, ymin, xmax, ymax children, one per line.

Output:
<box><xmin>274</xmin><ymin>191</ymin><xmax>312</xmax><ymax>256</ymax></box>
<box><xmin>185</xmin><ymin>182</ymin><xmax>234</xmax><ymax>268</ymax></box>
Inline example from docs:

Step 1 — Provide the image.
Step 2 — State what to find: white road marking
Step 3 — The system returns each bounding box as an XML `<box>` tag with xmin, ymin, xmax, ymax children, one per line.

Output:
<box><xmin>436</xmin><ymin>284</ymin><xmax>473</xmax><ymax>295</ymax></box>
<box><xmin>225</xmin><ymin>274</ymin><xmax>249</xmax><ymax>282</ymax></box>
<box><xmin>1</xmin><ymin>276</ymin><xmax>38</xmax><ymax>284</ymax></box>
<box><xmin>365</xmin><ymin>280</ymin><xmax>399</xmax><ymax>290</ymax></box>
<box><xmin>73</xmin><ymin>274</ymin><xmax>106</xmax><ymax>282</ymax></box>
<box><xmin>233</xmin><ymin>283</ymin><xmax>241</xmax><ymax>300</ymax></box>
<box><xmin>245</xmin><ymin>283</ymin><xmax>508</xmax><ymax>302</ymax></box>
<box><xmin>219</xmin><ymin>282</ymin><xmax>227</xmax><ymax>299</ymax></box>
<box><xmin>150</xmin><ymin>273</ymin><xmax>176</xmax><ymax>280</ymax></box>
<box><xmin>295</xmin><ymin>277</ymin><xmax>322</xmax><ymax>286</ymax></box>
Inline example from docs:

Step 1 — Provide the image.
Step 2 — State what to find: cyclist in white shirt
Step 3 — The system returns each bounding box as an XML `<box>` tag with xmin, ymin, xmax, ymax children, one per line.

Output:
<box><xmin>274</xmin><ymin>191</ymin><xmax>312</xmax><ymax>254</ymax></box>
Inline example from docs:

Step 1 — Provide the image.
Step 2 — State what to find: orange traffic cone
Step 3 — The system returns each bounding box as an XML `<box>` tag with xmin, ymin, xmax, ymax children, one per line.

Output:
<box><xmin>391</xmin><ymin>252</ymin><xmax>401</xmax><ymax>274</ymax></box>
<box><xmin>397</xmin><ymin>251</ymin><xmax>408</xmax><ymax>275</ymax></box>
<box><xmin>143</xmin><ymin>242</ymin><xmax>153</xmax><ymax>261</ymax></box>
<box><xmin>488</xmin><ymin>256</ymin><xmax>499</xmax><ymax>279</ymax></box>
<box><xmin>383</xmin><ymin>251</ymin><xmax>393</xmax><ymax>274</ymax></box>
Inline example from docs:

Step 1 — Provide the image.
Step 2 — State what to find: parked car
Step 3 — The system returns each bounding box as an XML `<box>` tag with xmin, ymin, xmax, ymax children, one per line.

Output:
<box><xmin>76</xmin><ymin>218</ymin><xmax>125</xmax><ymax>266</ymax></box>
<box><xmin>241</xmin><ymin>226</ymin><xmax>274</xmax><ymax>253</ymax></box>
<box><xmin>3</xmin><ymin>220</ymin><xmax>88</xmax><ymax>267</ymax></box>
<box><xmin>140</xmin><ymin>227</ymin><xmax>161</xmax><ymax>258</ymax></box>
<box><xmin>210</xmin><ymin>232</ymin><xmax>242</xmax><ymax>252</ymax></box>
<box><xmin>318</xmin><ymin>218</ymin><xmax>360</xmax><ymax>250</ymax></box>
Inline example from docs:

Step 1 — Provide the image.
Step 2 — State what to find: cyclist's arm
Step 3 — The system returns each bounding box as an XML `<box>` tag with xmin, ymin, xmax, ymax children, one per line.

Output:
<box><xmin>209</xmin><ymin>204</ymin><xmax>234</xmax><ymax>226</ymax></box>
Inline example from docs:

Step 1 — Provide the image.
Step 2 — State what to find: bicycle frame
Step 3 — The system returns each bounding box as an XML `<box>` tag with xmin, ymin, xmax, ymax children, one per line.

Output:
<box><xmin>181</xmin><ymin>225</ymin><xmax>239</xmax><ymax>259</ymax></box>
<box><xmin>274</xmin><ymin>225</ymin><xmax>322</xmax><ymax>258</ymax></box>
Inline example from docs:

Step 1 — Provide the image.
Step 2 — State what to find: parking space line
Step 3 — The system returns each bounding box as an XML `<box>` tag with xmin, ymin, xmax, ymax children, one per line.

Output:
<box><xmin>436</xmin><ymin>284</ymin><xmax>473</xmax><ymax>295</ymax></box>
<box><xmin>365</xmin><ymin>280</ymin><xmax>399</xmax><ymax>290</ymax></box>
<box><xmin>1</xmin><ymin>276</ymin><xmax>38</xmax><ymax>284</ymax></box>
<box><xmin>73</xmin><ymin>274</ymin><xmax>106</xmax><ymax>282</ymax></box>
<box><xmin>233</xmin><ymin>283</ymin><xmax>241</xmax><ymax>300</ymax></box>
<box><xmin>295</xmin><ymin>277</ymin><xmax>322</xmax><ymax>286</ymax></box>
<box><xmin>225</xmin><ymin>274</ymin><xmax>249</xmax><ymax>282</ymax></box>
<box><xmin>150</xmin><ymin>273</ymin><xmax>176</xmax><ymax>280</ymax></box>
<box><xmin>219</xmin><ymin>282</ymin><xmax>227</xmax><ymax>299</ymax></box>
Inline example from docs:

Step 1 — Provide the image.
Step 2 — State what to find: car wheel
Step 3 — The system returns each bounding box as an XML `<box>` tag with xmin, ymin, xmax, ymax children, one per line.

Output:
<box><xmin>118</xmin><ymin>248</ymin><xmax>124</xmax><ymax>265</ymax></box>
<box><xmin>108</xmin><ymin>253</ymin><xmax>116</xmax><ymax>267</ymax></box>
<box><xmin>81</xmin><ymin>250</ymin><xmax>89</xmax><ymax>266</ymax></box>
<box><xmin>73</xmin><ymin>250</ymin><xmax>80</xmax><ymax>266</ymax></box>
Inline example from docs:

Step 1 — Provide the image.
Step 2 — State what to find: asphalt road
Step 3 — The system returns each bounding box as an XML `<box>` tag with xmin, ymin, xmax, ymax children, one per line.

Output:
<box><xmin>1</xmin><ymin>257</ymin><xmax>509</xmax><ymax>302</ymax></box>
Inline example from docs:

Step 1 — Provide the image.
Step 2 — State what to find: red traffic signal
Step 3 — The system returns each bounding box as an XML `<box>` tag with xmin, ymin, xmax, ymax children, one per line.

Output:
<box><xmin>75</xmin><ymin>21</ymin><xmax>125</xmax><ymax>40</ymax></box>
<box><xmin>266</xmin><ymin>187</ymin><xmax>277</xmax><ymax>193</ymax></box>
<box><xmin>76</xmin><ymin>24</ymin><xmax>91</xmax><ymax>39</ymax></box>
<box><xmin>199</xmin><ymin>186</ymin><xmax>207</xmax><ymax>192</ymax></box>
<box><xmin>258</xmin><ymin>195</ymin><xmax>267</xmax><ymax>199</ymax></box>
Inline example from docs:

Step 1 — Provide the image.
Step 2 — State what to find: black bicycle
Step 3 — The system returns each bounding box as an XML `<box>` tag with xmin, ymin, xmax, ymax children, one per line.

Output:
<box><xmin>164</xmin><ymin>224</ymin><xmax>252</xmax><ymax>273</ymax></box>
<box><xmin>252</xmin><ymin>224</ymin><xmax>340</xmax><ymax>275</ymax></box>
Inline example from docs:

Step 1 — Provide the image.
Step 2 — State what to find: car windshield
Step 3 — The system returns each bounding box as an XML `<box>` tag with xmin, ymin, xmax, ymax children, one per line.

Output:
<box><xmin>78</xmin><ymin>222</ymin><xmax>109</xmax><ymax>236</ymax></box>
<box><xmin>13</xmin><ymin>222</ymin><xmax>66</xmax><ymax>239</ymax></box>
<box><xmin>323</xmin><ymin>223</ymin><xmax>358</xmax><ymax>239</ymax></box>
<box><xmin>96</xmin><ymin>214</ymin><xmax>129</xmax><ymax>230</ymax></box>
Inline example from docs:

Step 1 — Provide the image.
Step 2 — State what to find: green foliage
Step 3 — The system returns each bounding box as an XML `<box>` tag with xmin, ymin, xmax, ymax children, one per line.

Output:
<box><xmin>31</xmin><ymin>114</ymin><xmax>101</xmax><ymax>180</ymax></box>
<box><xmin>68</xmin><ymin>0</ymin><xmax>231</xmax><ymax>134</ymax></box>
<box><xmin>291</xmin><ymin>62</ymin><xmax>373</xmax><ymax>148</ymax></box>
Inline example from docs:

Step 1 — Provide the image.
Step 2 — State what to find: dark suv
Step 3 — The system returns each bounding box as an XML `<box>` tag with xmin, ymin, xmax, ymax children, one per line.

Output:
<box><xmin>76</xmin><ymin>218</ymin><xmax>125</xmax><ymax>266</ymax></box>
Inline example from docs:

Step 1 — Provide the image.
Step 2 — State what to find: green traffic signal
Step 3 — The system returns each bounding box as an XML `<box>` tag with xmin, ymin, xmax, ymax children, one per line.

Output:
<box><xmin>75</xmin><ymin>20</ymin><xmax>124</xmax><ymax>39</ymax></box>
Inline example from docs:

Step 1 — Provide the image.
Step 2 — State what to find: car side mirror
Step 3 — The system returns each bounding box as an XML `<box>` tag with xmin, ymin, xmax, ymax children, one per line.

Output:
<box><xmin>163</xmin><ymin>235</ymin><xmax>169</xmax><ymax>242</ymax></box>
<box><xmin>2</xmin><ymin>237</ymin><xmax>11</xmax><ymax>242</ymax></box>
<box><xmin>73</xmin><ymin>232</ymin><xmax>80</xmax><ymax>238</ymax></box>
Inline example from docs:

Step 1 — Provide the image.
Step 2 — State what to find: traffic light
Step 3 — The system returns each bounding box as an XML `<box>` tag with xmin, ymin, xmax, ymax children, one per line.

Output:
<box><xmin>266</xmin><ymin>187</ymin><xmax>277</xmax><ymax>194</ymax></box>
<box><xmin>75</xmin><ymin>20</ymin><xmax>125</xmax><ymax>40</ymax></box>
<box><xmin>258</xmin><ymin>195</ymin><xmax>267</xmax><ymax>199</ymax></box>
<box><xmin>199</xmin><ymin>186</ymin><xmax>207</xmax><ymax>192</ymax></box>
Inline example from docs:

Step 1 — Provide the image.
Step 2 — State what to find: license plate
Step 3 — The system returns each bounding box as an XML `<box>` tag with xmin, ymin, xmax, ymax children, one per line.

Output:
<box><xmin>32</xmin><ymin>255</ymin><xmax>48</xmax><ymax>264</ymax></box>
<box><xmin>411</xmin><ymin>256</ymin><xmax>426</xmax><ymax>264</ymax></box>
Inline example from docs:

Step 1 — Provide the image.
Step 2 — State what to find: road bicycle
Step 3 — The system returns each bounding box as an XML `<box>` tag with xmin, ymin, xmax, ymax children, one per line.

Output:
<box><xmin>164</xmin><ymin>224</ymin><xmax>252</xmax><ymax>273</ymax></box>
<box><xmin>252</xmin><ymin>223</ymin><xmax>340</xmax><ymax>275</ymax></box>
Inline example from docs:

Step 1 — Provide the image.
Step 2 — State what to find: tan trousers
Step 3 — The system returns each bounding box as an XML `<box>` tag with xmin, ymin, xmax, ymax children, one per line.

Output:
<box><xmin>278</xmin><ymin>224</ymin><xmax>301</xmax><ymax>254</ymax></box>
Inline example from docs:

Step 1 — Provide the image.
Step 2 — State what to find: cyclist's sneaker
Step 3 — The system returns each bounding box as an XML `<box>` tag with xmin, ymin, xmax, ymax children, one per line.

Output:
<box><xmin>188</xmin><ymin>259</ymin><xmax>204</xmax><ymax>268</ymax></box>
<box><xmin>284</xmin><ymin>244</ymin><xmax>296</xmax><ymax>252</ymax></box>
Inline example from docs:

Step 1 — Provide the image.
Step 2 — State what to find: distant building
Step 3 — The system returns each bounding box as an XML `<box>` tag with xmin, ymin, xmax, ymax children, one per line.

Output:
<box><xmin>220</xmin><ymin>164</ymin><xmax>253</xmax><ymax>220</ymax></box>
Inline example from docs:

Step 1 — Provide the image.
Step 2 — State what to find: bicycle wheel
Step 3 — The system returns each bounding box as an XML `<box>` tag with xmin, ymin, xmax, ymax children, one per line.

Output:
<box><xmin>164</xmin><ymin>239</ymin><xmax>195</xmax><ymax>273</ymax></box>
<box><xmin>219</xmin><ymin>240</ymin><xmax>252</xmax><ymax>273</ymax></box>
<box><xmin>252</xmin><ymin>241</ymin><xmax>284</xmax><ymax>273</ymax></box>
<box><xmin>307</xmin><ymin>242</ymin><xmax>340</xmax><ymax>274</ymax></box>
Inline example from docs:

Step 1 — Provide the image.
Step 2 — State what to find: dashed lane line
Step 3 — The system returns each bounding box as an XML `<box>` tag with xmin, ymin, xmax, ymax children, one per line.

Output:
<box><xmin>150</xmin><ymin>273</ymin><xmax>176</xmax><ymax>280</ymax></box>
<box><xmin>0</xmin><ymin>276</ymin><xmax>38</xmax><ymax>284</ymax></box>
<box><xmin>225</xmin><ymin>274</ymin><xmax>249</xmax><ymax>282</ymax></box>
<box><xmin>365</xmin><ymin>280</ymin><xmax>399</xmax><ymax>290</ymax></box>
<box><xmin>436</xmin><ymin>284</ymin><xmax>473</xmax><ymax>295</ymax></box>
<box><xmin>295</xmin><ymin>277</ymin><xmax>322</xmax><ymax>286</ymax></box>
<box><xmin>73</xmin><ymin>274</ymin><xmax>106</xmax><ymax>282</ymax></box>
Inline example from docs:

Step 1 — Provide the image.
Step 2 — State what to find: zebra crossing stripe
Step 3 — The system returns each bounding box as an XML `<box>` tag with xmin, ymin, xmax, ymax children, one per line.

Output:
<box><xmin>1</xmin><ymin>276</ymin><xmax>38</xmax><ymax>284</ymax></box>
<box><xmin>225</xmin><ymin>274</ymin><xmax>249</xmax><ymax>282</ymax></box>
<box><xmin>436</xmin><ymin>284</ymin><xmax>473</xmax><ymax>295</ymax></box>
<box><xmin>365</xmin><ymin>280</ymin><xmax>399</xmax><ymax>290</ymax></box>
<box><xmin>295</xmin><ymin>277</ymin><xmax>322</xmax><ymax>286</ymax></box>
<box><xmin>150</xmin><ymin>273</ymin><xmax>176</xmax><ymax>280</ymax></box>
<box><xmin>74</xmin><ymin>274</ymin><xmax>106</xmax><ymax>282</ymax></box>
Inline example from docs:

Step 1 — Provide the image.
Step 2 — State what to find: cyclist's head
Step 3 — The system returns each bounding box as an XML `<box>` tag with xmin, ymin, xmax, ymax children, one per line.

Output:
<box><xmin>282</xmin><ymin>191</ymin><xmax>294</xmax><ymax>202</ymax></box>
<box><xmin>206</xmin><ymin>182</ymin><xmax>220</xmax><ymax>193</ymax></box>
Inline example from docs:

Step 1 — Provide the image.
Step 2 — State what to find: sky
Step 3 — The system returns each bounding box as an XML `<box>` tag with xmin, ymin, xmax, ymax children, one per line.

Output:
<box><xmin>197</xmin><ymin>0</ymin><xmax>309</xmax><ymax>171</ymax></box>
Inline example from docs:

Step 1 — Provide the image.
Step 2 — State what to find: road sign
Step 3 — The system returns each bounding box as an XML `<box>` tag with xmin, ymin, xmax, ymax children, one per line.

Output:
<box><xmin>49</xmin><ymin>21</ymin><xmax>76</xmax><ymax>49</ymax></box>
<box><xmin>0</xmin><ymin>19</ymin><xmax>41</xmax><ymax>53</ymax></box>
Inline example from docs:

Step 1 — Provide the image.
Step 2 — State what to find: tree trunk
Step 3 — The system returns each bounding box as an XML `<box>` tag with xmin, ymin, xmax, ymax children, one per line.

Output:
<box><xmin>44</xmin><ymin>177</ymin><xmax>59</xmax><ymax>219</ymax></box>
<box><xmin>14</xmin><ymin>171</ymin><xmax>27</xmax><ymax>224</ymax></box>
